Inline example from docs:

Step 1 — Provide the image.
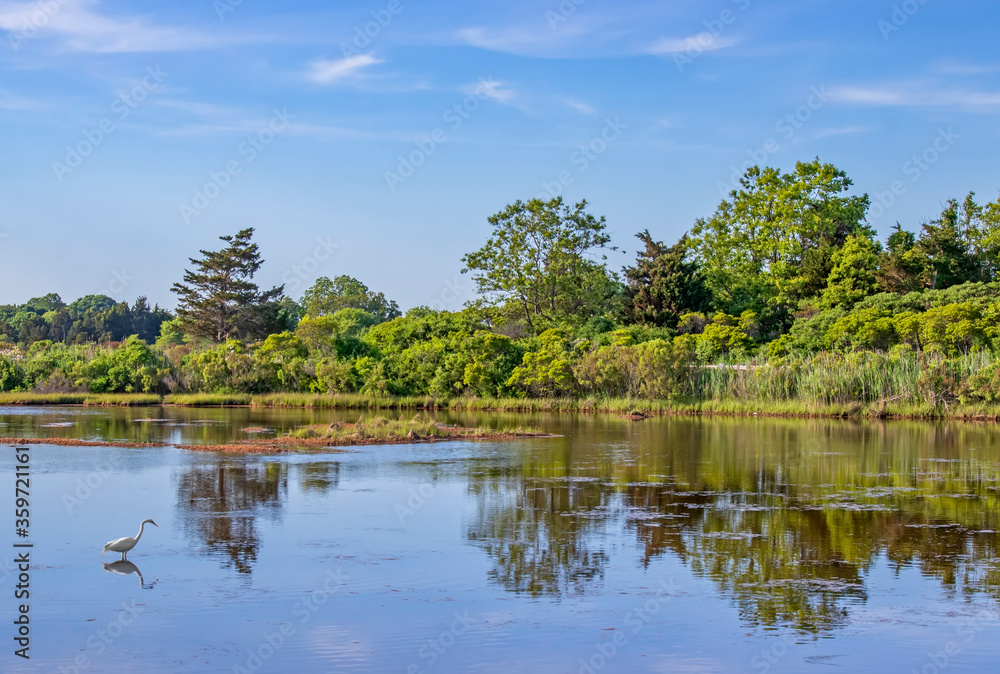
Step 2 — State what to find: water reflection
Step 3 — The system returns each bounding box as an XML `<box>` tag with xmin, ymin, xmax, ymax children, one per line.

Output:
<box><xmin>467</xmin><ymin>473</ymin><xmax>609</xmax><ymax>597</ymax></box>
<box><xmin>177</xmin><ymin>459</ymin><xmax>287</xmax><ymax>574</ymax></box>
<box><xmin>466</xmin><ymin>418</ymin><xmax>1000</xmax><ymax>631</ymax></box>
<box><xmin>9</xmin><ymin>404</ymin><xmax>1000</xmax><ymax>636</ymax></box>
<box><xmin>297</xmin><ymin>461</ymin><xmax>341</xmax><ymax>494</ymax></box>
<box><xmin>102</xmin><ymin>560</ymin><xmax>157</xmax><ymax>589</ymax></box>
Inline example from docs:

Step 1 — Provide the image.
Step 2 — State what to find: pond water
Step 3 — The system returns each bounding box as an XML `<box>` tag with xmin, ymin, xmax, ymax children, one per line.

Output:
<box><xmin>3</xmin><ymin>406</ymin><xmax>1000</xmax><ymax>673</ymax></box>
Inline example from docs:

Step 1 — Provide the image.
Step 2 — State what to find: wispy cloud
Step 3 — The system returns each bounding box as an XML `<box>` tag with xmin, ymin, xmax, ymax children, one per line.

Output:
<box><xmin>0</xmin><ymin>0</ymin><xmax>260</xmax><ymax>53</ymax></box>
<box><xmin>452</xmin><ymin>23</ymin><xmax>599</xmax><ymax>58</ymax></box>
<box><xmin>0</xmin><ymin>88</ymin><xmax>46</xmax><ymax>110</ymax></box>
<box><xmin>647</xmin><ymin>35</ymin><xmax>739</xmax><ymax>55</ymax></box>
<box><xmin>157</xmin><ymin>120</ymin><xmax>389</xmax><ymax>142</ymax></box>
<box><xmin>812</xmin><ymin>125</ymin><xmax>870</xmax><ymax>139</ymax></box>
<box><xmin>931</xmin><ymin>61</ymin><xmax>1000</xmax><ymax>76</ymax></box>
<box><xmin>831</xmin><ymin>83</ymin><xmax>1000</xmax><ymax>110</ymax></box>
<box><xmin>462</xmin><ymin>78</ymin><xmax>514</xmax><ymax>104</ymax></box>
<box><xmin>564</xmin><ymin>99</ymin><xmax>596</xmax><ymax>115</ymax></box>
<box><xmin>152</xmin><ymin>99</ymin><xmax>239</xmax><ymax>118</ymax></box>
<box><xmin>307</xmin><ymin>54</ymin><xmax>384</xmax><ymax>85</ymax></box>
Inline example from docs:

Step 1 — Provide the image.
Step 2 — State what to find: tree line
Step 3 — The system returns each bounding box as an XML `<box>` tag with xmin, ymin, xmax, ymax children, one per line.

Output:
<box><xmin>3</xmin><ymin>157</ymin><xmax>1000</xmax><ymax>400</ymax></box>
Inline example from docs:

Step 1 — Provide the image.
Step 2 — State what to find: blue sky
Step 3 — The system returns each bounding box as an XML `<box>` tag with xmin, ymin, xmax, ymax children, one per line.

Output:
<box><xmin>1</xmin><ymin>0</ymin><xmax>998</xmax><ymax>311</ymax></box>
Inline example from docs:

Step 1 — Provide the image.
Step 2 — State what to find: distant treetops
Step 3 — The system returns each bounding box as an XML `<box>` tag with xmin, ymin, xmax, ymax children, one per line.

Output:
<box><xmin>4</xmin><ymin>158</ymin><xmax>999</xmax><ymax>359</ymax></box>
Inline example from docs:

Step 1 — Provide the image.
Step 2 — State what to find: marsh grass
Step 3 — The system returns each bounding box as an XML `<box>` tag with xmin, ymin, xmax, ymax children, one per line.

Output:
<box><xmin>0</xmin><ymin>392</ymin><xmax>160</xmax><ymax>406</ymax></box>
<box><xmin>0</xmin><ymin>393</ymin><xmax>90</xmax><ymax>405</ymax></box>
<box><xmin>2</xmin><ymin>351</ymin><xmax>1000</xmax><ymax>420</ymax></box>
<box><xmin>82</xmin><ymin>393</ymin><xmax>161</xmax><ymax>406</ymax></box>
<box><xmin>288</xmin><ymin>414</ymin><xmax>542</xmax><ymax>443</ymax></box>
<box><xmin>164</xmin><ymin>393</ymin><xmax>252</xmax><ymax>406</ymax></box>
<box><xmin>250</xmin><ymin>393</ymin><xmax>443</xmax><ymax>409</ymax></box>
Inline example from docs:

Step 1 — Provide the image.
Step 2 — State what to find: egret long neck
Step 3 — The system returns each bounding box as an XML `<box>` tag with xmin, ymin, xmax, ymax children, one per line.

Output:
<box><xmin>134</xmin><ymin>522</ymin><xmax>147</xmax><ymax>542</ymax></box>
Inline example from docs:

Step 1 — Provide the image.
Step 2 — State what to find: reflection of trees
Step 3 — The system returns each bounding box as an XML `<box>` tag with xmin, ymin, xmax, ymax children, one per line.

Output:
<box><xmin>296</xmin><ymin>461</ymin><xmax>341</xmax><ymax>494</ymax></box>
<box><xmin>178</xmin><ymin>459</ymin><xmax>287</xmax><ymax>574</ymax></box>
<box><xmin>467</xmin><ymin>418</ymin><xmax>1000</xmax><ymax>630</ymax></box>
<box><xmin>467</xmin><ymin>471</ymin><xmax>608</xmax><ymax>597</ymax></box>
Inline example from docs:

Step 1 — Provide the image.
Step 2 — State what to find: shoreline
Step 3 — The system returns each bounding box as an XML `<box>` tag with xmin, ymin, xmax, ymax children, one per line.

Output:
<box><xmin>0</xmin><ymin>425</ymin><xmax>553</xmax><ymax>454</ymax></box>
<box><xmin>1</xmin><ymin>392</ymin><xmax>999</xmax><ymax>422</ymax></box>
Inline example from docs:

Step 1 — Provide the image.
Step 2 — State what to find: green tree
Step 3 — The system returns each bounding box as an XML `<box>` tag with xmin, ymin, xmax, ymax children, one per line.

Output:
<box><xmin>917</xmin><ymin>198</ymin><xmax>985</xmax><ymax>289</ymax></box>
<box><xmin>820</xmin><ymin>235</ymin><xmax>881</xmax><ymax>309</ymax></box>
<box><xmin>690</xmin><ymin>160</ymin><xmax>871</xmax><ymax>314</ymax></box>
<box><xmin>26</xmin><ymin>293</ymin><xmax>65</xmax><ymax>312</ymax></box>
<box><xmin>85</xmin><ymin>336</ymin><xmax>164</xmax><ymax>393</ymax></box>
<box><xmin>507</xmin><ymin>329</ymin><xmax>576</xmax><ymax>396</ymax></box>
<box><xmin>171</xmin><ymin>228</ymin><xmax>284</xmax><ymax>342</ymax></box>
<box><xmin>877</xmin><ymin>225</ymin><xmax>925</xmax><ymax>294</ymax></box>
<box><xmin>301</xmin><ymin>275</ymin><xmax>400</xmax><ymax>323</ymax></box>
<box><xmin>461</xmin><ymin>197</ymin><xmax>618</xmax><ymax>333</ymax></box>
<box><xmin>623</xmin><ymin>231</ymin><xmax>711</xmax><ymax>328</ymax></box>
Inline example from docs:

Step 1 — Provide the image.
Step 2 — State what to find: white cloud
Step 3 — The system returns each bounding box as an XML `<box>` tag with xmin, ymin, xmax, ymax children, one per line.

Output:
<box><xmin>831</xmin><ymin>83</ymin><xmax>1000</xmax><ymax>110</ymax></box>
<box><xmin>0</xmin><ymin>89</ymin><xmax>45</xmax><ymax>110</ymax></box>
<box><xmin>0</xmin><ymin>0</ymin><xmax>259</xmax><ymax>53</ymax></box>
<box><xmin>812</xmin><ymin>126</ymin><xmax>870</xmax><ymax>139</ymax></box>
<box><xmin>931</xmin><ymin>61</ymin><xmax>1000</xmax><ymax>76</ymax></box>
<box><xmin>307</xmin><ymin>54</ymin><xmax>384</xmax><ymax>85</ymax></box>
<box><xmin>452</xmin><ymin>23</ymin><xmax>599</xmax><ymax>58</ymax></box>
<box><xmin>647</xmin><ymin>34</ymin><xmax>738</xmax><ymax>55</ymax></box>
<box><xmin>463</xmin><ymin>78</ymin><xmax>514</xmax><ymax>104</ymax></box>
<box><xmin>157</xmin><ymin>120</ymin><xmax>387</xmax><ymax>142</ymax></box>
<box><xmin>564</xmin><ymin>99</ymin><xmax>596</xmax><ymax>115</ymax></box>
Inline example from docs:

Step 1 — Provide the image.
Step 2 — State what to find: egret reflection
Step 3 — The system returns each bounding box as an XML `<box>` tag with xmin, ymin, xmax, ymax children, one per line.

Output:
<box><xmin>102</xmin><ymin>560</ymin><xmax>158</xmax><ymax>589</ymax></box>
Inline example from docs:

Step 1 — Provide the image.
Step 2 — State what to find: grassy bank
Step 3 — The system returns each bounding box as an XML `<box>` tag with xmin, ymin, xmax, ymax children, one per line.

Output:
<box><xmin>0</xmin><ymin>392</ymin><xmax>161</xmax><ymax>406</ymax></box>
<box><xmin>4</xmin><ymin>352</ymin><xmax>1000</xmax><ymax>422</ymax></box>
<box><xmin>0</xmin><ymin>391</ymin><xmax>998</xmax><ymax>420</ymax></box>
<box><xmin>178</xmin><ymin>415</ymin><xmax>548</xmax><ymax>453</ymax></box>
<box><xmin>163</xmin><ymin>393</ymin><xmax>252</xmax><ymax>406</ymax></box>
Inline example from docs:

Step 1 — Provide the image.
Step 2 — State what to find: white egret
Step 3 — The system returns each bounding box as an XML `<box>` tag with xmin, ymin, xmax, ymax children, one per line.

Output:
<box><xmin>102</xmin><ymin>519</ymin><xmax>158</xmax><ymax>561</ymax></box>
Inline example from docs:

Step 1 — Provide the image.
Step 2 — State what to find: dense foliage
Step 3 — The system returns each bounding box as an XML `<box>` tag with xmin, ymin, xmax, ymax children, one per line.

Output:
<box><xmin>4</xmin><ymin>162</ymin><xmax>1000</xmax><ymax>404</ymax></box>
<box><xmin>0</xmin><ymin>294</ymin><xmax>169</xmax><ymax>345</ymax></box>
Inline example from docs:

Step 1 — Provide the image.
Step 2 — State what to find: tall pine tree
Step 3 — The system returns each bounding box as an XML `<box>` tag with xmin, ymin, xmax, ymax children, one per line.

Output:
<box><xmin>171</xmin><ymin>228</ymin><xmax>284</xmax><ymax>341</ymax></box>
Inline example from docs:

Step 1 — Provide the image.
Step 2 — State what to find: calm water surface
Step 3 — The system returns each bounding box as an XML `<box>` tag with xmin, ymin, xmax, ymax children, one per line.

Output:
<box><xmin>2</xmin><ymin>406</ymin><xmax>1000</xmax><ymax>673</ymax></box>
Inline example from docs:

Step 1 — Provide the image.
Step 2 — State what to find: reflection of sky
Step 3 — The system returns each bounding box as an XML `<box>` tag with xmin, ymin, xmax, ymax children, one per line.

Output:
<box><xmin>4</xmin><ymin>409</ymin><xmax>1000</xmax><ymax>672</ymax></box>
